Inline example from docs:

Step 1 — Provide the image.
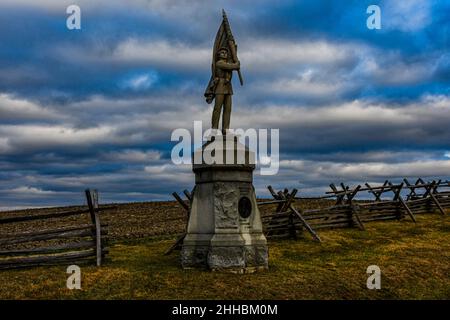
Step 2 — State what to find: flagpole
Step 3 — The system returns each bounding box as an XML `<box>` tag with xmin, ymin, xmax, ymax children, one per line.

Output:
<box><xmin>222</xmin><ymin>10</ymin><xmax>244</xmax><ymax>86</ymax></box>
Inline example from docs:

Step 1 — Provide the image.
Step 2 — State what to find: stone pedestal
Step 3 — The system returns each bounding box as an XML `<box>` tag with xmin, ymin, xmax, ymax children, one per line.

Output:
<box><xmin>181</xmin><ymin>134</ymin><xmax>268</xmax><ymax>273</ymax></box>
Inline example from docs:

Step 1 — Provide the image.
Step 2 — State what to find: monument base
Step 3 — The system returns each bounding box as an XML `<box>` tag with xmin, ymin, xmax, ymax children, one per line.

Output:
<box><xmin>181</xmin><ymin>135</ymin><xmax>268</xmax><ymax>273</ymax></box>
<box><xmin>181</xmin><ymin>244</ymin><xmax>268</xmax><ymax>274</ymax></box>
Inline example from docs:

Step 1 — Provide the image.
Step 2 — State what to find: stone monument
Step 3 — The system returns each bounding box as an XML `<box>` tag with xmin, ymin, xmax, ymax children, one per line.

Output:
<box><xmin>181</xmin><ymin>10</ymin><xmax>268</xmax><ymax>273</ymax></box>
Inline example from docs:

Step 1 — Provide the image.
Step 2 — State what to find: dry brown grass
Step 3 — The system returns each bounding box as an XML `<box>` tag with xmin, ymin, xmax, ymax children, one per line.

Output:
<box><xmin>0</xmin><ymin>212</ymin><xmax>448</xmax><ymax>300</ymax></box>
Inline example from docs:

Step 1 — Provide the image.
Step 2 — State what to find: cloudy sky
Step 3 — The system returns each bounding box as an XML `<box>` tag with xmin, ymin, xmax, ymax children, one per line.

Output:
<box><xmin>0</xmin><ymin>0</ymin><xmax>449</xmax><ymax>209</ymax></box>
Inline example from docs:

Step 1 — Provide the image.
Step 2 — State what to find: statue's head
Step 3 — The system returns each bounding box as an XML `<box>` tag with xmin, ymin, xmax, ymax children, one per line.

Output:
<box><xmin>217</xmin><ymin>47</ymin><xmax>229</xmax><ymax>60</ymax></box>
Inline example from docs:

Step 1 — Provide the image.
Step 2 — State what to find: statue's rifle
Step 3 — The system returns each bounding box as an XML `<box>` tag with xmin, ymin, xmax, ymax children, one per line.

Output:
<box><xmin>222</xmin><ymin>9</ymin><xmax>244</xmax><ymax>86</ymax></box>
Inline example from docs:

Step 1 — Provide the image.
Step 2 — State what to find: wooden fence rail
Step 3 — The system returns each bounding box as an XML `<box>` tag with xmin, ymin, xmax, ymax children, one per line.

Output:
<box><xmin>0</xmin><ymin>189</ymin><xmax>109</xmax><ymax>270</ymax></box>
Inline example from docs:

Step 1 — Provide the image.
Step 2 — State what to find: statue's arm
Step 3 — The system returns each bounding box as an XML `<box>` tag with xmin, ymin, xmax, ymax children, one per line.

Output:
<box><xmin>216</xmin><ymin>60</ymin><xmax>240</xmax><ymax>70</ymax></box>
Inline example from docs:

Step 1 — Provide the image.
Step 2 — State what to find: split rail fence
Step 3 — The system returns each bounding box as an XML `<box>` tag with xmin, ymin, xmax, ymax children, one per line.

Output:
<box><xmin>261</xmin><ymin>179</ymin><xmax>449</xmax><ymax>241</ymax></box>
<box><xmin>0</xmin><ymin>189</ymin><xmax>109</xmax><ymax>270</ymax></box>
<box><xmin>169</xmin><ymin>178</ymin><xmax>449</xmax><ymax>250</ymax></box>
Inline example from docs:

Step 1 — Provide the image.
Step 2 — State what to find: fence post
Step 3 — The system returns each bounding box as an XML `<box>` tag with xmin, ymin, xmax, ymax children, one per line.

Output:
<box><xmin>428</xmin><ymin>181</ymin><xmax>446</xmax><ymax>215</ymax></box>
<box><xmin>345</xmin><ymin>185</ymin><xmax>364</xmax><ymax>230</ymax></box>
<box><xmin>329</xmin><ymin>183</ymin><xmax>345</xmax><ymax>205</ymax></box>
<box><xmin>85</xmin><ymin>189</ymin><xmax>102</xmax><ymax>266</ymax></box>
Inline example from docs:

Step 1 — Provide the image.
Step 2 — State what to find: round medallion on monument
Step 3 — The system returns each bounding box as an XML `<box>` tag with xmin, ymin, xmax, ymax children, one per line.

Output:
<box><xmin>238</xmin><ymin>196</ymin><xmax>252</xmax><ymax>218</ymax></box>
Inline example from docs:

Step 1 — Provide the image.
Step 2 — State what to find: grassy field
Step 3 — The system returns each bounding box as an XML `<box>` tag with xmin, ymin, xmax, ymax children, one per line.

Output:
<box><xmin>1</xmin><ymin>213</ymin><xmax>449</xmax><ymax>300</ymax></box>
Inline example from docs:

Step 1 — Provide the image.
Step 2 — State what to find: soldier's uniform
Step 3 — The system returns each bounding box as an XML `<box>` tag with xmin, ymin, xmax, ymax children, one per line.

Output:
<box><xmin>211</xmin><ymin>59</ymin><xmax>240</xmax><ymax>133</ymax></box>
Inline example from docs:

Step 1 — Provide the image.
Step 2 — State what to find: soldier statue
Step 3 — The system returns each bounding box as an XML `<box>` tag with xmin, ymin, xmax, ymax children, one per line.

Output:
<box><xmin>210</xmin><ymin>47</ymin><xmax>240</xmax><ymax>133</ymax></box>
<box><xmin>204</xmin><ymin>10</ymin><xmax>243</xmax><ymax>135</ymax></box>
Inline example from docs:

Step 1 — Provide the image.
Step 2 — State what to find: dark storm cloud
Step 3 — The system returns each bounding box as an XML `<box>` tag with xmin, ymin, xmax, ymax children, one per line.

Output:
<box><xmin>0</xmin><ymin>0</ymin><xmax>449</xmax><ymax>209</ymax></box>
